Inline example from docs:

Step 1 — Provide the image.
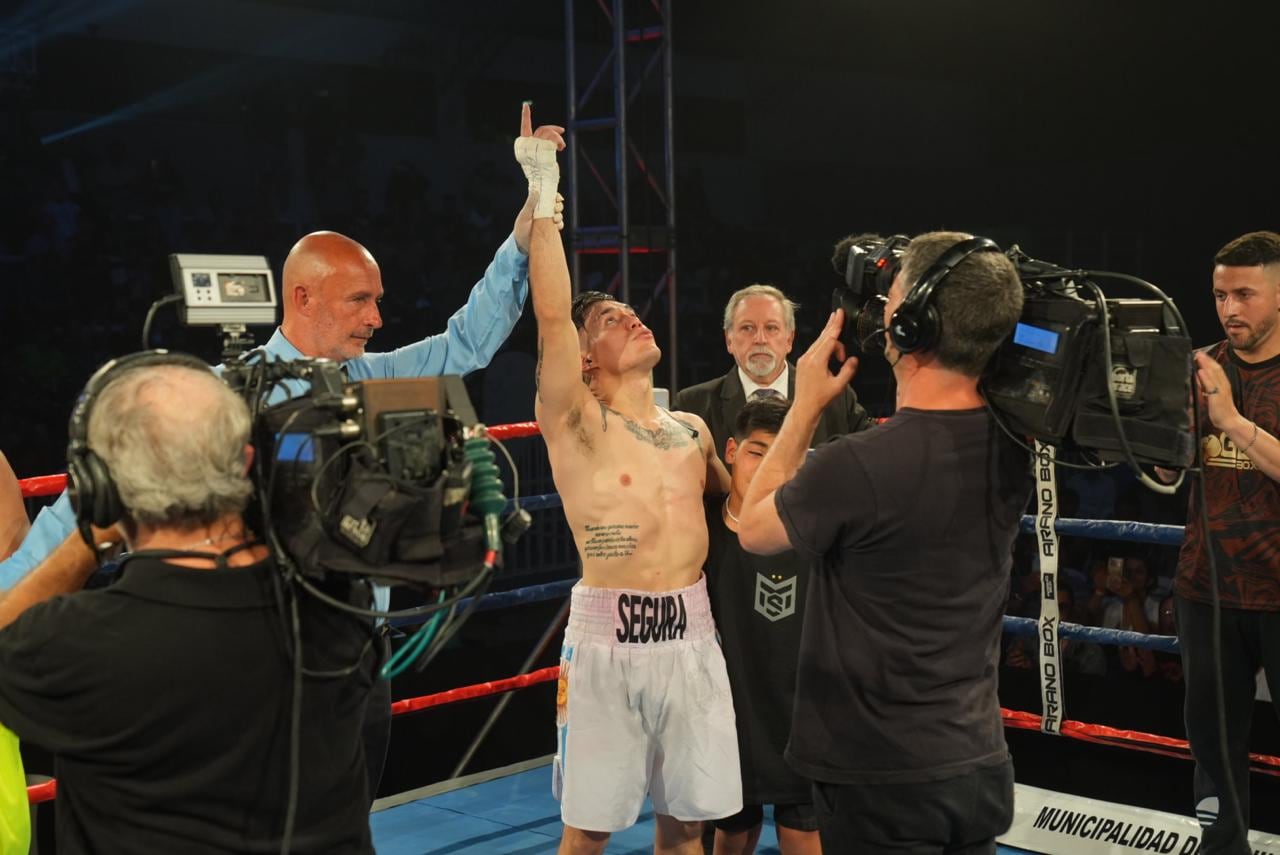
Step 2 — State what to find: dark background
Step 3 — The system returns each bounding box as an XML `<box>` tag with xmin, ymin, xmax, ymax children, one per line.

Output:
<box><xmin>4</xmin><ymin>0</ymin><xmax>1279</xmax><ymax>474</ymax></box>
<box><xmin>5</xmin><ymin>0</ymin><xmax>1280</xmax><ymax>841</ymax></box>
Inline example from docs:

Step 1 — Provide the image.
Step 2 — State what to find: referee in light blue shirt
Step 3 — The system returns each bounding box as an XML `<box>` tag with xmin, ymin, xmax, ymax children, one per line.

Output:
<box><xmin>1</xmin><ymin>226</ymin><xmax>532</xmax><ymax>801</ymax></box>
<box><xmin>0</xmin><ymin>228</ymin><xmax>531</xmax><ymax>592</ymax></box>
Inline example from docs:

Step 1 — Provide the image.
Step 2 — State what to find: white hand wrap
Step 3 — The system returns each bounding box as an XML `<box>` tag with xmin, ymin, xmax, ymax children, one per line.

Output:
<box><xmin>514</xmin><ymin>136</ymin><xmax>561</xmax><ymax>219</ymax></box>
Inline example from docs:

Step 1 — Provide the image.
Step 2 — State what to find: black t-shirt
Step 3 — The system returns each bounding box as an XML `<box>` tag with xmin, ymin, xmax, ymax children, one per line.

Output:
<box><xmin>704</xmin><ymin>499</ymin><xmax>811</xmax><ymax>805</ymax></box>
<box><xmin>0</xmin><ymin>556</ymin><xmax>376</xmax><ymax>854</ymax></box>
<box><xmin>1176</xmin><ymin>342</ymin><xmax>1280</xmax><ymax>611</ymax></box>
<box><xmin>775</xmin><ymin>408</ymin><xmax>1031</xmax><ymax>785</ymax></box>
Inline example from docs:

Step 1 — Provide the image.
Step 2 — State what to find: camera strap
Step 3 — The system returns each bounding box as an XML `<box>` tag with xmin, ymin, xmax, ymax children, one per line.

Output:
<box><xmin>1033</xmin><ymin>441</ymin><xmax>1065</xmax><ymax>736</ymax></box>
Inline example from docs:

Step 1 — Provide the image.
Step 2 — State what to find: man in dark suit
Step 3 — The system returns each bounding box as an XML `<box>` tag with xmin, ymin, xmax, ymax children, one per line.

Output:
<box><xmin>675</xmin><ymin>284</ymin><xmax>870</xmax><ymax>461</ymax></box>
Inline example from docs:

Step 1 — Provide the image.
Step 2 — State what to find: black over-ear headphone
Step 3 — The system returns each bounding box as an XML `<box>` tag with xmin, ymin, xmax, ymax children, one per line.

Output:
<box><xmin>67</xmin><ymin>350</ymin><xmax>214</xmax><ymax>544</ymax></box>
<box><xmin>887</xmin><ymin>236</ymin><xmax>1002</xmax><ymax>355</ymax></box>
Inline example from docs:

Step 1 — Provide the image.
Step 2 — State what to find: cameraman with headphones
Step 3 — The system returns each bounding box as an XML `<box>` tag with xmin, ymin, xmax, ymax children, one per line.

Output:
<box><xmin>737</xmin><ymin>231</ymin><xmax>1031</xmax><ymax>853</ymax></box>
<box><xmin>0</xmin><ymin>355</ymin><xmax>376</xmax><ymax>853</ymax></box>
<box><xmin>0</xmin><ymin>105</ymin><xmax>567</xmax><ymax>799</ymax></box>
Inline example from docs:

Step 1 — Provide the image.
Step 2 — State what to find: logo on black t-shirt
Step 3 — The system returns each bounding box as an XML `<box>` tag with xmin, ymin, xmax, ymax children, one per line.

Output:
<box><xmin>1204</xmin><ymin>431</ymin><xmax>1255</xmax><ymax>471</ymax></box>
<box><xmin>754</xmin><ymin>573</ymin><xmax>797</xmax><ymax>622</ymax></box>
<box><xmin>615</xmin><ymin>593</ymin><xmax>687</xmax><ymax>643</ymax></box>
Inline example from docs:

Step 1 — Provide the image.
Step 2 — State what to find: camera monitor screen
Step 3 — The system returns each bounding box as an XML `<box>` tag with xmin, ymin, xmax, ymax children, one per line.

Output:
<box><xmin>218</xmin><ymin>273</ymin><xmax>271</xmax><ymax>303</ymax></box>
<box><xmin>170</xmin><ymin>253</ymin><xmax>277</xmax><ymax>326</ymax></box>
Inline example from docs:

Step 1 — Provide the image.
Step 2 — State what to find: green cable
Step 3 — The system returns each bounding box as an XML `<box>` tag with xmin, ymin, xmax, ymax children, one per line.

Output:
<box><xmin>380</xmin><ymin>591</ymin><xmax>446</xmax><ymax>680</ymax></box>
<box><xmin>381</xmin><ymin>435</ymin><xmax>509</xmax><ymax>679</ymax></box>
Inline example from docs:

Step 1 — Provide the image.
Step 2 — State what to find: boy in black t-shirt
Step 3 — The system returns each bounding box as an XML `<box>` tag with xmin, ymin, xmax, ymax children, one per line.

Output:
<box><xmin>737</xmin><ymin>231</ymin><xmax>1030</xmax><ymax>854</ymax></box>
<box><xmin>706</xmin><ymin>397</ymin><xmax>820</xmax><ymax>855</ymax></box>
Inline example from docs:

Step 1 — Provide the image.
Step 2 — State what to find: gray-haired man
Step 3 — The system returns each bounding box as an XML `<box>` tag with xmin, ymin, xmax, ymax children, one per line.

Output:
<box><xmin>674</xmin><ymin>283</ymin><xmax>870</xmax><ymax>461</ymax></box>
<box><xmin>0</xmin><ymin>360</ymin><xmax>376</xmax><ymax>853</ymax></box>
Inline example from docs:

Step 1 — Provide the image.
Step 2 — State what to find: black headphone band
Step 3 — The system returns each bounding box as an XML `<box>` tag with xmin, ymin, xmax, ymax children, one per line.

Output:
<box><xmin>67</xmin><ymin>350</ymin><xmax>214</xmax><ymax>543</ymax></box>
<box><xmin>889</xmin><ymin>236</ymin><xmax>1002</xmax><ymax>355</ymax></box>
<box><xmin>899</xmin><ymin>237</ymin><xmax>1002</xmax><ymax>317</ymax></box>
<box><xmin>68</xmin><ymin>350</ymin><xmax>212</xmax><ymax>445</ymax></box>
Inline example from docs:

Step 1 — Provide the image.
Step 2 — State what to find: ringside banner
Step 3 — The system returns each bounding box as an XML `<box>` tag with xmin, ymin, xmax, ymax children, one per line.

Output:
<box><xmin>1000</xmin><ymin>784</ymin><xmax>1280</xmax><ymax>855</ymax></box>
<box><xmin>1034</xmin><ymin>441</ymin><xmax>1063</xmax><ymax>735</ymax></box>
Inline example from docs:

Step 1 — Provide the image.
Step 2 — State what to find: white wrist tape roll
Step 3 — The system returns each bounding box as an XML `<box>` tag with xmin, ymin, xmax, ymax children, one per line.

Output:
<box><xmin>514</xmin><ymin>137</ymin><xmax>561</xmax><ymax>219</ymax></box>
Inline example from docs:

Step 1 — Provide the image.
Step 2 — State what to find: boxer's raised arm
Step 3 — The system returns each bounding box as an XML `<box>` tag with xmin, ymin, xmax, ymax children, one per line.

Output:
<box><xmin>529</xmin><ymin>218</ymin><xmax>591</xmax><ymax>426</ymax></box>
<box><xmin>516</xmin><ymin>110</ymin><xmax>589</xmax><ymax>428</ymax></box>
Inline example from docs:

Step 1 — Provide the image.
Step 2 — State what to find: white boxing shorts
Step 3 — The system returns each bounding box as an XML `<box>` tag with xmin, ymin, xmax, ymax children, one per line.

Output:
<box><xmin>553</xmin><ymin>574</ymin><xmax>742</xmax><ymax>833</ymax></box>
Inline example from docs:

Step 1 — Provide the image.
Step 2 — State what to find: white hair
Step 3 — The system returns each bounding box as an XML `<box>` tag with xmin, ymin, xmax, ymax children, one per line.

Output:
<box><xmin>722</xmin><ymin>283</ymin><xmax>798</xmax><ymax>333</ymax></box>
<box><xmin>88</xmin><ymin>365</ymin><xmax>253</xmax><ymax>528</ymax></box>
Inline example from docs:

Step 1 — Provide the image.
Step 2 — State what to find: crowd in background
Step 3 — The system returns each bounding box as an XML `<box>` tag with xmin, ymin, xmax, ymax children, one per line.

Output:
<box><xmin>1003</xmin><ymin>469</ymin><xmax>1186</xmax><ymax>685</ymax></box>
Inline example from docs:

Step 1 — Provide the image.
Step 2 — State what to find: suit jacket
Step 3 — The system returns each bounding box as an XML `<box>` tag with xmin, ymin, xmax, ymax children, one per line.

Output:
<box><xmin>673</xmin><ymin>363</ymin><xmax>871</xmax><ymax>462</ymax></box>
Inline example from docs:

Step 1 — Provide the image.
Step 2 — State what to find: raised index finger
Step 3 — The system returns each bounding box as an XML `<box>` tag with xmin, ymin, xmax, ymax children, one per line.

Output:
<box><xmin>1195</xmin><ymin>352</ymin><xmax>1225</xmax><ymax>380</ymax></box>
<box><xmin>802</xmin><ymin>312</ymin><xmax>839</xmax><ymax>359</ymax></box>
<box><xmin>520</xmin><ymin>101</ymin><xmax>533</xmax><ymax>138</ymax></box>
<box><xmin>822</xmin><ymin>307</ymin><xmax>846</xmax><ymax>338</ymax></box>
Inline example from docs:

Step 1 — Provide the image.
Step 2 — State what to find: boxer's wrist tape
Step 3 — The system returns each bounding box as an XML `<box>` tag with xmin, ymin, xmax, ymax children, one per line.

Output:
<box><xmin>514</xmin><ymin>137</ymin><xmax>560</xmax><ymax>219</ymax></box>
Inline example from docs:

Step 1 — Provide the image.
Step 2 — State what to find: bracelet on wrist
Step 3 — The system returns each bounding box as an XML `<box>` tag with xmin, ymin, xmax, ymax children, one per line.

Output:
<box><xmin>1241</xmin><ymin>420</ymin><xmax>1260</xmax><ymax>455</ymax></box>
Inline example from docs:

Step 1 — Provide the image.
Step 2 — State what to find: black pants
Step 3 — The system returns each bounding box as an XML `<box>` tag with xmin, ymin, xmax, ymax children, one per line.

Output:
<box><xmin>811</xmin><ymin>759</ymin><xmax>1014</xmax><ymax>854</ymax></box>
<box><xmin>1175</xmin><ymin>595</ymin><xmax>1280</xmax><ymax>855</ymax></box>
<box><xmin>361</xmin><ymin>676</ymin><xmax>393</xmax><ymax>804</ymax></box>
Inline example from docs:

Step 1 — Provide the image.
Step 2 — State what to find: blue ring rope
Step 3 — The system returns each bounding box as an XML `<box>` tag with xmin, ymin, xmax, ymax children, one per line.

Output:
<box><xmin>512</xmin><ymin>493</ymin><xmax>1187</xmax><ymax>547</ymax></box>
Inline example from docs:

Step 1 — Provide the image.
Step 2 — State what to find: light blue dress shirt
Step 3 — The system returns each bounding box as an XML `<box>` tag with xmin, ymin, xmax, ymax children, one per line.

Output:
<box><xmin>0</xmin><ymin>234</ymin><xmax>529</xmax><ymax>602</ymax></box>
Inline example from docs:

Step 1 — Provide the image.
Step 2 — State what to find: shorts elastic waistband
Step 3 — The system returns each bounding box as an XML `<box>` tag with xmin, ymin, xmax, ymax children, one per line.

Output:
<box><xmin>567</xmin><ymin>574</ymin><xmax>716</xmax><ymax>645</ymax></box>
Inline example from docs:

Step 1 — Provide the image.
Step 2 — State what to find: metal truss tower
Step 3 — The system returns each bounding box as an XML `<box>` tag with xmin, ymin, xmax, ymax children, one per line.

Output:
<box><xmin>564</xmin><ymin>0</ymin><xmax>678</xmax><ymax>392</ymax></box>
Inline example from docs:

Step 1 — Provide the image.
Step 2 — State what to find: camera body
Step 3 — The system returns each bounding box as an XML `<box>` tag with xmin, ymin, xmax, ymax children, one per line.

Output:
<box><xmin>831</xmin><ymin>235</ymin><xmax>1194</xmax><ymax>468</ymax></box>
<box><xmin>221</xmin><ymin>356</ymin><xmax>488</xmax><ymax>589</ymax></box>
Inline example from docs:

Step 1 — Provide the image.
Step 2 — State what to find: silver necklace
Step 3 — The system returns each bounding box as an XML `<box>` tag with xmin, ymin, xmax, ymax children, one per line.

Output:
<box><xmin>723</xmin><ymin>498</ymin><xmax>741</xmax><ymax>525</ymax></box>
<box><xmin>178</xmin><ymin>530</ymin><xmax>248</xmax><ymax>552</ymax></box>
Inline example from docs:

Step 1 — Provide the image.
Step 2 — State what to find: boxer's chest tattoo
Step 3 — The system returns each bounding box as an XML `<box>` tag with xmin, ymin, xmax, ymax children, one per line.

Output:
<box><xmin>597</xmin><ymin>402</ymin><xmax>695</xmax><ymax>450</ymax></box>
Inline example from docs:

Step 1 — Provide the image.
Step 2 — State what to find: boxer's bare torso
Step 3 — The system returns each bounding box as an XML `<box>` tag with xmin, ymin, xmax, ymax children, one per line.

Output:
<box><xmin>545</xmin><ymin>398</ymin><xmax>714</xmax><ymax>591</ymax></box>
<box><xmin>527</xmin><ymin>220</ymin><xmax>727</xmax><ymax>593</ymax></box>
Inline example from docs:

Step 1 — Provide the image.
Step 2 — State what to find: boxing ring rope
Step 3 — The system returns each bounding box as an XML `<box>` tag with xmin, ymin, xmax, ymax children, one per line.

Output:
<box><xmin>26</xmin><ymin>648</ymin><xmax>1280</xmax><ymax>806</ymax></box>
<box><xmin>1001</xmin><ymin>711</ymin><xmax>1280</xmax><ymax>777</ymax></box>
<box><xmin>15</xmin><ymin>418</ymin><xmax>1280</xmax><ymax>808</ymax></box>
<box><xmin>18</xmin><ymin>475</ymin><xmax>65</xmax><ymax>500</ymax></box>
<box><xmin>14</xmin><ymin>423</ymin><xmax>546</xmax><ymax>500</ymax></box>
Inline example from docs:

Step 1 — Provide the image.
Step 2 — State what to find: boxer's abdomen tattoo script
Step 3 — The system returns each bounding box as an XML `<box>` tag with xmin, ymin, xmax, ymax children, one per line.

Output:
<box><xmin>583</xmin><ymin>523</ymin><xmax>640</xmax><ymax>560</ymax></box>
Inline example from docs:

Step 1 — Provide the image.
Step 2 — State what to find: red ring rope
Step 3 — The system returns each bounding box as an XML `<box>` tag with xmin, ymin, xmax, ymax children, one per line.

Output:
<box><xmin>390</xmin><ymin>666</ymin><xmax>559</xmax><ymax>716</ymax></box>
<box><xmin>15</xmin><ymin>417</ymin><xmax>1280</xmax><ymax>804</ymax></box>
<box><xmin>16</xmin><ymin>424</ymin><xmax>546</xmax><ymax>499</ymax></box>
<box><xmin>23</xmin><ymin>646</ymin><xmax>1280</xmax><ymax>805</ymax></box>
<box><xmin>19</xmin><ymin>474</ymin><xmax>65</xmax><ymax>499</ymax></box>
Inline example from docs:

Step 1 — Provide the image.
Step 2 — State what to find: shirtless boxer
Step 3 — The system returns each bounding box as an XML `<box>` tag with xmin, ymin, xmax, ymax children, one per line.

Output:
<box><xmin>516</xmin><ymin>105</ymin><xmax>740</xmax><ymax>855</ymax></box>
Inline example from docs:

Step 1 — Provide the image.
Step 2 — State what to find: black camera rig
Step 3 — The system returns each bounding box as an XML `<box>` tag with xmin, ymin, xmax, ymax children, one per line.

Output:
<box><xmin>833</xmin><ymin>234</ymin><xmax>1195</xmax><ymax>486</ymax></box>
<box><xmin>219</xmin><ymin>353</ymin><xmax>521</xmax><ymax>595</ymax></box>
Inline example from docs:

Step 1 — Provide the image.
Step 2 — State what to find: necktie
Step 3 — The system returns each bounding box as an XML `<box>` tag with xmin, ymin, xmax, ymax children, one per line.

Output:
<box><xmin>750</xmin><ymin>388</ymin><xmax>782</xmax><ymax>401</ymax></box>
